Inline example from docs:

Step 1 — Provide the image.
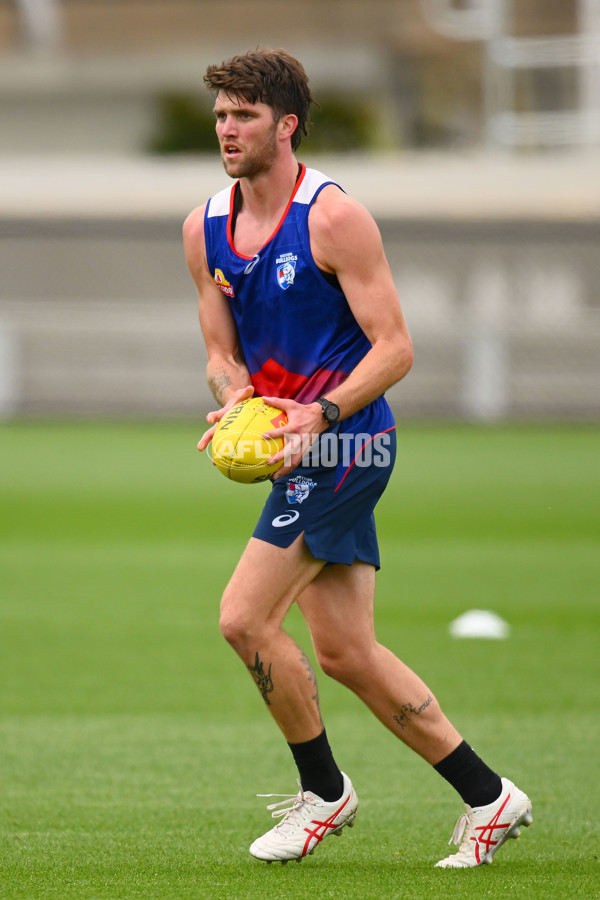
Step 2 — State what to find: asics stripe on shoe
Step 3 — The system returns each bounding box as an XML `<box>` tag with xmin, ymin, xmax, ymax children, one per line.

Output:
<box><xmin>435</xmin><ymin>777</ymin><xmax>532</xmax><ymax>868</ymax></box>
<box><xmin>249</xmin><ymin>771</ymin><xmax>358</xmax><ymax>863</ymax></box>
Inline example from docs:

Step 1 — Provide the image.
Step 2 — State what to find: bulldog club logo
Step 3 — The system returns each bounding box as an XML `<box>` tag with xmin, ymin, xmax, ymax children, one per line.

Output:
<box><xmin>214</xmin><ymin>268</ymin><xmax>234</xmax><ymax>297</ymax></box>
<box><xmin>276</xmin><ymin>252</ymin><xmax>298</xmax><ymax>291</ymax></box>
<box><xmin>285</xmin><ymin>475</ymin><xmax>316</xmax><ymax>505</ymax></box>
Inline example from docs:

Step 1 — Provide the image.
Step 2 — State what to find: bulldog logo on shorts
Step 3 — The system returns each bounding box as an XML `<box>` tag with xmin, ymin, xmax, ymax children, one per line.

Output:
<box><xmin>285</xmin><ymin>475</ymin><xmax>316</xmax><ymax>505</ymax></box>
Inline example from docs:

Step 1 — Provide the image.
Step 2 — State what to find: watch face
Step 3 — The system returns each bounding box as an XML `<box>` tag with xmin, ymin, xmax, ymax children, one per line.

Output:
<box><xmin>318</xmin><ymin>398</ymin><xmax>339</xmax><ymax>425</ymax></box>
<box><xmin>324</xmin><ymin>402</ymin><xmax>339</xmax><ymax>423</ymax></box>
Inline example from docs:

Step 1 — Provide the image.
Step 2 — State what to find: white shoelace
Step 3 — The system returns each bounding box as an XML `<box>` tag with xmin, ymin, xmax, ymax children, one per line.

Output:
<box><xmin>449</xmin><ymin>812</ymin><xmax>470</xmax><ymax>846</ymax></box>
<box><xmin>257</xmin><ymin>782</ymin><xmax>307</xmax><ymax>822</ymax></box>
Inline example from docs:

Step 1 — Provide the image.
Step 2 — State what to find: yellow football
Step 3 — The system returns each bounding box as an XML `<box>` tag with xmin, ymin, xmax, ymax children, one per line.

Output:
<box><xmin>210</xmin><ymin>397</ymin><xmax>287</xmax><ymax>483</ymax></box>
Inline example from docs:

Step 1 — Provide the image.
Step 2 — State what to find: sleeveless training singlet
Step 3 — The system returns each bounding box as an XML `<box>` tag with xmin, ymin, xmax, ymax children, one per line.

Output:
<box><xmin>204</xmin><ymin>163</ymin><xmax>396</xmax><ymax>558</ymax></box>
<box><xmin>203</xmin><ymin>165</ymin><xmax>394</xmax><ymax>442</ymax></box>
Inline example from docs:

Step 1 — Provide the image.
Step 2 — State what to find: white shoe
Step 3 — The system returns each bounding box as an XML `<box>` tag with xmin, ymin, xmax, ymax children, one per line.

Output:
<box><xmin>435</xmin><ymin>777</ymin><xmax>532</xmax><ymax>868</ymax></box>
<box><xmin>249</xmin><ymin>772</ymin><xmax>358</xmax><ymax>862</ymax></box>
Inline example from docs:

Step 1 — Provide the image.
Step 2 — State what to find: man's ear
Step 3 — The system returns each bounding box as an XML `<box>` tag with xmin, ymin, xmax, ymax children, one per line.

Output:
<box><xmin>278</xmin><ymin>114</ymin><xmax>299</xmax><ymax>142</ymax></box>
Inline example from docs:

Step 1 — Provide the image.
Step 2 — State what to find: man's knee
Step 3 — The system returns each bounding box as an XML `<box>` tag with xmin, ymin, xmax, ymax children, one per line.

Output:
<box><xmin>219</xmin><ymin>586</ymin><xmax>273</xmax><ymax>653</ymax></box>
<box><xmin>314</xmin><ymin>643</ymin><xmax>355</xmax><ymax>684</ymax></box>
<box><xmin>219</xmin><ymin>589</ymin><xmax>251</xmax><ymax>651</ymax></box>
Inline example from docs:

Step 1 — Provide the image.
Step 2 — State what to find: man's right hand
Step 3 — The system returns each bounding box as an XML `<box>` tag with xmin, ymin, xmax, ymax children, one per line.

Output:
<box><xmin>197</xmin><ymin>385</ymin><xmax>255</xmax><ymax>452</ymax></box>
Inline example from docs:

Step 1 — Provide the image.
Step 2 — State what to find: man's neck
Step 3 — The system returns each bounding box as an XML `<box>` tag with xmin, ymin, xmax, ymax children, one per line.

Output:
<box><xmin>237</xmin><ymin>155</ymin><xmax>300</xmax><ymax>221</ymax></box>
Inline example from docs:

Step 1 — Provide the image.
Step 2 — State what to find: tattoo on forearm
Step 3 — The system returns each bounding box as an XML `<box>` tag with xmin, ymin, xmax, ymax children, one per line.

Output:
<box><xmin>393</xmin><ymin>694</ymin><xmax>433</xmax><ymax>730</ymax></box>
<box><xmin>247</xmin><ymin>651</ymin><xmax>274</xmax><ymax>706</ymax></box>
<box><xmin>208</xmin><ymin>368</ymin><xmax>233</xmax><ymax>406</ymax></box>
<box><xmin>294</xmin><ymin>642</ymin><xmax>323</xmax><ymax>723</ymax></box>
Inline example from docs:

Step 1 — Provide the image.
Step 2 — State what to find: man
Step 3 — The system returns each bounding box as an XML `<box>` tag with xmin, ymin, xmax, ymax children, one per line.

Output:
<box><xmin>183</xmin><ymin>48</ymin><xmax>532</xmax><ymax>867</ymax></box>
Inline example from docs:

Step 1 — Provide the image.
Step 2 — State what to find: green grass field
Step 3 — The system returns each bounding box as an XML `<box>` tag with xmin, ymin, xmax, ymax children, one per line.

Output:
<box><xmin>1</xmin><ymin>422</ymin><xmax>599</xmax><ymax>899</ymax></box>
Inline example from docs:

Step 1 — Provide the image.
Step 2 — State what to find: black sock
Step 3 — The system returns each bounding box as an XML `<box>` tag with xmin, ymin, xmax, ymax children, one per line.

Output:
<box><xmin>288</xmin><ymin>729</ymin><xmax>344</xmax><ymax>802</ymax></box>
<box><xmin>433</xmin><ymin>740</ymin><xmax>502</xmax><ymax>808</ymax></box>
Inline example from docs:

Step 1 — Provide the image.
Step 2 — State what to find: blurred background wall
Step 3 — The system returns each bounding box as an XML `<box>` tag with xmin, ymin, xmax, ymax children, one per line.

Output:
<box><xmin>0</xmin><ymin>0</ymin><xmax>599</xmax><ymax>420</ymax></box>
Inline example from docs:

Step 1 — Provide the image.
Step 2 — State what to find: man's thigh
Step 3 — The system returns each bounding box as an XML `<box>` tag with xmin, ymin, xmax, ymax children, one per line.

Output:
<box><xmin>297</xmin><ymin>560</ymin><xmax>377</xmax><ymax>654</ymax></box>
<box><xmin>222</xmin><ymin>533</ymin><xmax>326</xmax><ymax>628</ymax></box>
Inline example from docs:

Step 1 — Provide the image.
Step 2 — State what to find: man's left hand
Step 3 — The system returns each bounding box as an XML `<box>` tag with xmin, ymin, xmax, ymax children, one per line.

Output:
<box><xmin>260</xmin><ymin>396</ymin><xmax>327</xmax><ymax>479</ymax></box>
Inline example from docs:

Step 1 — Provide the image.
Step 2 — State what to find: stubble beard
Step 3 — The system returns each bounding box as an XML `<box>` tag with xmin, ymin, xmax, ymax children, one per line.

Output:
<box><xmin>221</xmin><ymin>122</ymin><xmax>279</xmax><ymax>179</ymax></box>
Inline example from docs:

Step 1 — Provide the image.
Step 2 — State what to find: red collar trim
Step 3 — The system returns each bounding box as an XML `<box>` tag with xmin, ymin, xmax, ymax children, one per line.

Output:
<box><xmin>226</xmin><ymin>163</ymin><xmax>306</xmax><ymax>260</ymax></box>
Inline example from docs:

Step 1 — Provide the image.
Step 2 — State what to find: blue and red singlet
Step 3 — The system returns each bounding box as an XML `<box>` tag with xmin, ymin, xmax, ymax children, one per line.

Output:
<box><xmin>204</xmin><ymin>164</ymin><xmax>394</xmax><ymax>435</ymax></box>
<box><xmin>204</xmin><ymin>164</ymin><xmax>396</xmax><ymax>566</ymax></box>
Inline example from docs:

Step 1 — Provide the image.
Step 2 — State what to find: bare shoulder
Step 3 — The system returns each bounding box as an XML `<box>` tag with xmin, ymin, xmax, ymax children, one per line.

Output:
<box><xmin>309</xmin><ymin>183</ymin><xmax>384</xmax><ymax>270</ymax></box>
<box><xmin>183</xmin><ymin>204</ymin><xmax>207</xmax><ymax>245</ymax></box>
<box><xmin>310</xmin><ymin>184</ymin><xmax>373</xmax><ymax>229</ymax></box>
<box><xmin>182</xmin><ymin>204</ymin><xmax>209</xmax><ymax>276</ymax></box>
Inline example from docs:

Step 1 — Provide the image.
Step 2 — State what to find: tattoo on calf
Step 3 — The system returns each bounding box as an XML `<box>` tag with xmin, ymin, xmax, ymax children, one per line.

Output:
<box><xmin>393</xmin><ymin>694</ymin><xmax>433</xmax><ymax>730</ymax></box>
<box><xmin>208</xmin><ymin>368</ymin><xmax>233</xmax><ymax>406</ymax></box>
<box><xmin>294</xmin><ymin>642</ymin><xmax>323</xmax><ymax>724</ymax></box>
<box><xmin>247</xmin><ymin>651</ymin><xmax>274</xmax><ymax>705</ymax></box>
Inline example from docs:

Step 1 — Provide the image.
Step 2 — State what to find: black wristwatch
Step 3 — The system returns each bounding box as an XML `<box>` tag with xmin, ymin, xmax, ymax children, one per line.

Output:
<box><xmin>316</xmin><ymin>397</ymin><xmax>341</xmax><ymax>427</ymax></box>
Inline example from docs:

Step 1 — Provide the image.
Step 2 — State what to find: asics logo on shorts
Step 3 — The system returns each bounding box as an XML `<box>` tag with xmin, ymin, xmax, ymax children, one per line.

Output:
<box><xmin>271</xmin><ymin>511</ymin><xmax>300</xmax><ymax>528</ymax></box>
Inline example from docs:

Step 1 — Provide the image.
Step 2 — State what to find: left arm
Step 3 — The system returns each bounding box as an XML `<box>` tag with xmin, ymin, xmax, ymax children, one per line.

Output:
<box><xmin>307</xmin><ymin>186</ymin><xmax>414</xmax><ymax>416</ymax></box>
<box><xmin>264</xmin><ymin>186</ymin><xmax>413</xmax><ymax>476</ymax></box>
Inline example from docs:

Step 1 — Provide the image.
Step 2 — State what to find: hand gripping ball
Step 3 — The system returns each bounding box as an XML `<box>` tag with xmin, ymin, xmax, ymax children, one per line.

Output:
<box><xmin>210</xmin><ymin>397</ymin><xmax>287</xmax><ymax>483</ymax></box>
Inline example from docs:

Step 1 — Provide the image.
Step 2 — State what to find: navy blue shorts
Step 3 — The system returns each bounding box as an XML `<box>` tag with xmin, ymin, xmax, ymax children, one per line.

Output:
<box><xmin>252</xmin><ymin>426</ymin><xmax>396</xmax><ymax>569</ymax></box>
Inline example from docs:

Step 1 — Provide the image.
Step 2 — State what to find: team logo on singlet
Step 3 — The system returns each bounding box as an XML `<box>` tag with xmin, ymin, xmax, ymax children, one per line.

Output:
<box><xmin>276</xmin><ymin>252</ymin><xmax>298</xmax><ymax>290</ymax></box>
<box><xmin>214</xmin><ymin>268</ymin><xmax>234</xmax><ymax>298</ymax></box>
<box><xmin>285</xmin><ymin>475</ymin><xmax>316</xmax><ymax>505</ymax></box>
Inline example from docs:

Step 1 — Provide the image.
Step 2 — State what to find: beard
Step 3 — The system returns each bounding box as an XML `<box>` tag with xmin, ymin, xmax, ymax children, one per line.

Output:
<box><xmin>221</xmin><ymin>122</ymin><xmax>279</xmax><ymax>179</ymax></box>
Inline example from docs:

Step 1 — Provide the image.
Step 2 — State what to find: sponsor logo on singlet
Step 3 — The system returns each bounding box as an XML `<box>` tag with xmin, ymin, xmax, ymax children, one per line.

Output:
<box><xmin>214</xmin><ymin>268</ymin><xmax>234</xmax><ymax>297</ymax></box>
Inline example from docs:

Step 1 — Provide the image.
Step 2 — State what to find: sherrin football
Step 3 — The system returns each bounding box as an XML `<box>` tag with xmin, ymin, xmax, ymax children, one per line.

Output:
<box><xmin>210</xmin><ymin>397</ymin><xmax>287</xmax><ymax>483</ymax></box>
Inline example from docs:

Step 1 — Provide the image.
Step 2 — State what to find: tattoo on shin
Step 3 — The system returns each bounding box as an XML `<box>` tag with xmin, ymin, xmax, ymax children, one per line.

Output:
<box><xmin>393</xmin><ymin>694</ymin><xmax>433</xmax><ymax>730</ymax></box>
<box><xmin>208</xmin><ymin>368</ymin><xmax>233</xmax><ymax>406</ymax></box>
<box><xmin>247</xmin><ymin>651</ymin><xmax>274</xmax><ymax>705</ymax></box>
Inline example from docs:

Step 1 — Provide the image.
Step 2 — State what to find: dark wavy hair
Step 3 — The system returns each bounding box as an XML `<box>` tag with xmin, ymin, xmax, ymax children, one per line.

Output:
<box><xmin>204</xmin><ymin>49</ymin><xmax>315</xmax><ymax>151</ymax></box>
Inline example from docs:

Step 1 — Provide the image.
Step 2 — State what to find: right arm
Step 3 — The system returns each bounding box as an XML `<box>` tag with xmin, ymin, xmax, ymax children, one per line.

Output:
<box><xmin>182</xmin><ymin>205</ymin><xmax>253</xmax><ymax>450</ymax></box>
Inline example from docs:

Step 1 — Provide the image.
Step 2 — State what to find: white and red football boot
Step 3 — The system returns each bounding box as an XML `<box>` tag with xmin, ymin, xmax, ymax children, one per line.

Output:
<box><xmin>250</xmin><ymin>772</ymin><xmax>358</xmax><ymax>863</ymax></box>
<box><xmin>435</xmin><ymin>777</ymin><xmax>533</xmax><ymax>868</ymax></box>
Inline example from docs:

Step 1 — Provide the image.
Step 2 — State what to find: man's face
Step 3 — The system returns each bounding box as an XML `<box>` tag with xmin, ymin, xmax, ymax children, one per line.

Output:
<box><xmin>213</xmin><ymin>92</ymin><xmax>279</xmax><ymax>179</ymax></box>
